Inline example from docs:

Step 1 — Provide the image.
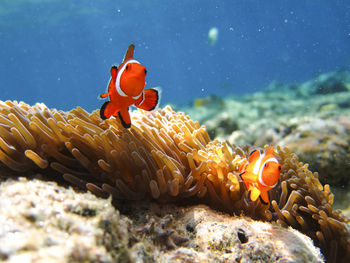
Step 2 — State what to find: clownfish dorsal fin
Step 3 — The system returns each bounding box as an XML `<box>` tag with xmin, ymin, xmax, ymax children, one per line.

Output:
<box><xmin>265</xmin><ymin>145</ymin><xmax>274</xmax><ymax>156</ymax></box>
<box><xmin>123</xmin><ymin>44</ymin><xmax>135</xmax><ymax>63</ymax></box>
<box><xmin>248</xmin><ymin>149</ymin><xmax>260</xmax><ymax>163</ymax></box>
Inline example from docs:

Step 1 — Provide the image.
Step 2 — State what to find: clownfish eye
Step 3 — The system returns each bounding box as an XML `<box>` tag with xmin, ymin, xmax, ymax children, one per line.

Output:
<box><xmin>125</xmin><ymin>65</ymin><xmax>129</xmax><ymax>70</ymax></box>
<box><xmin>278</xmin><ymin>166</ymin><xmax>281</xmax><ymax>170</ymax></box>
<box><xmin>144</xmin><ymin>69</ymin><xmax>147</xmax><ymax>75</ymax></box>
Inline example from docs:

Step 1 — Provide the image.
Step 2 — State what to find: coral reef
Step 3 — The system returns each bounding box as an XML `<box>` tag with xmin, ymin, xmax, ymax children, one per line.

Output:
<box><xmin>0</xmin><ymin>99</ymin><xmax>349</xmax><ymax>262</ymax></box>
<box><xmin>0</xmin><ymin>179</ymin><xmax>324</xmax><ymax>262</ymax></box>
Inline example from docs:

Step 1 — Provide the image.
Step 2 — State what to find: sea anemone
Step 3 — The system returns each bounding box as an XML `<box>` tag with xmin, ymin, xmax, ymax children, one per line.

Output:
<box><xmin>0</xmin><ymin>100</ymin><xmax>349</xmax><ymax>262</ymax></box>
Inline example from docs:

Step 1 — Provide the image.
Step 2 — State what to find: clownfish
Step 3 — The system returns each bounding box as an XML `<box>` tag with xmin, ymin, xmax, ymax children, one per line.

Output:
<box><xmin>99</xmin><ymin>44</ymin><xmax>160</xmax><ymax>128</ymax></box>
<box><xmin>239</xmin><ymin>146</ymin><xmax>281</xmax><ymax>204</ymax></box>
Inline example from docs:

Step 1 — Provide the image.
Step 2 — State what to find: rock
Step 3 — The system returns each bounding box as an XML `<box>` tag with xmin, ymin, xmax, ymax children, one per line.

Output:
<box><xmin>277</xmin><ymin>117</ymin><xmax>350</xmax><ymax>186</ymax></box>
<box><xmin>0</xmin><ymin>178</ymin><xmax>128</xmax><ymax>263</ymax></box>
<box><xmin>180</xmin><ymin>206</ymin><xmax>324</xmax><ymax>263</ymax></box>
<box><xmin>0</xmin><ymin>178</ymin><xmax>324</xmax><ymax>262</ymax></box>
<box><xmin>308</xmin><ymin>71</ymin><xmax>350</xmax><ymax>95</ymax></box>
<box><xmin>204</xmin><ymin>112</ymin><xmax>238</xmax><ymax>140</ymax></box>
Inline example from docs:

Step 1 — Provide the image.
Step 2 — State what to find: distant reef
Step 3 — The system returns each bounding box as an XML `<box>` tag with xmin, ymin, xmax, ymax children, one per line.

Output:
<box><xmin>181</xmin><ymin>71</ymin><xmax>350</xmax><ymax>190</ymax></box>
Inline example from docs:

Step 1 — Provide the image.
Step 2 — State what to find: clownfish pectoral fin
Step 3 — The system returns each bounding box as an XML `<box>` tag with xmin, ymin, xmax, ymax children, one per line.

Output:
<box><xmin>123</xmin><ymin>44</ymin><xmax>135</xmax><ymax>63</ymax></box>
<box><xmin>248</xmin><ymin>187</ymin><xmax>261</xmax><ymax>202</ymax></box>
<box><xmin>118</xmin><ymin>107</ymin><xmax>131</xmax><ymax>128</ymax></box>
<box><xmin>110</xmin><ymin>65</ymin><xmax>118</xmax><ymax>79</ymax></box>
<box><xmin>135</xmin><ymin>88</ymin><xmax>160</xmax><ymax>111</ymax></box>
<box><xmin>259</xmin><ymin>190</ymin><xmax>269</xmax><ymax>205</ymax></box>
<box><xmin>99</xmin><ymin>93</ymin><xmax>109</xmax><ymax>99</ymax></box>
<box><xmin>100</xmin><ymin>101</ymin><xmax>111</xmax><ymax>120</ymax></box>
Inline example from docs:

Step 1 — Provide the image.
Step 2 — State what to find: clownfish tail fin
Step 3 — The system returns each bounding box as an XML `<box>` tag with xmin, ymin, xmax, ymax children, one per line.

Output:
<box><xmin>240</xmin><ymin>171</ymin><xmax>256</xmax><ymax>184</ymax></box>
<box><xmin>135</xmin><ymin>87</ymin><xmax>161</xmax><ymax>111</ymax></box>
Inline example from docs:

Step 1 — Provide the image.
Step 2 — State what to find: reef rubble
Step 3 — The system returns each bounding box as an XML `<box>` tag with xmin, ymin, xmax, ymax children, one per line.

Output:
<box><xmin>0</xmin><ymin>178</ymin><xmax>324</xmax><ymax>263</ymax></box>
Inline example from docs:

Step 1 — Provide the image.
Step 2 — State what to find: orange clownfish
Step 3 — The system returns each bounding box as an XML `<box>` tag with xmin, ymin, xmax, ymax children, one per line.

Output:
<box><xmin>239</xmin><ymin>146</ymin><xmax>281</xmax><ymax>204</ymax></box>
<box><xmin>99</xmin><ymin>44</ymin><xmax>160</xmax><ymax>128</ymax></box>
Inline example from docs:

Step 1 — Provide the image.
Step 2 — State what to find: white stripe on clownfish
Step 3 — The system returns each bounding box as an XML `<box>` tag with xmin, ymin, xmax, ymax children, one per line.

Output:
<box><xmin>252</xmin><ymin>150</ymin><xmax>264</xmax><ymax>175</ymax></box>
<box><xmin>135</xmin><ymin>91</ymin><xmax>145</xmax><ymax>106</ymax></box>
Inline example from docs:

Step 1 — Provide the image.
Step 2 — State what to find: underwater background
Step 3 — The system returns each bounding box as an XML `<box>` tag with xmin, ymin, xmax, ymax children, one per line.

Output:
<box><xmin>1</xmin><ymin>1</ymin><xmax>350</xmax><ymax>261</ymax></box>
<box><xmin>1</xmin><ymin>0</ymin><xmax>350</xmax><ymax>111</ymax></box>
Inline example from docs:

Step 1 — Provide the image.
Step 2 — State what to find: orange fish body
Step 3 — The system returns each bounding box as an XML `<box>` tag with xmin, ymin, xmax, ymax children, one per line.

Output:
<box><xmin>99</xmin><ymin>44</ymin><xmax>160</xmax><ymax>128</ymax></box>
<box><xmin>239</xmin><ymin>146</ymin><xmax>281</xmax><ymax>204</ymax></box>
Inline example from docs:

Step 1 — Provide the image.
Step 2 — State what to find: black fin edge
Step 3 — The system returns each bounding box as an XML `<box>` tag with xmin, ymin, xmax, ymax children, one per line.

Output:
<box><xmin>249</xmin><ymin>149</ymin><xmax>258</xmax><ymax>157</ymax></box>
<box><xmin>100</xmin><ymin>101</ymin><xmax>110</xmax><ymax>120</ymax></box>
<box><xmin>148</xmin><ymin>88</ymin><xmax>159</xmax><ymax>111</ymax></box>
<box><xmin>118</xmin><ymin>111</ymin><xmax>131</xmax><ymax>128</ymax></box>
<box><xmin>247</xmin><ymin>191</ymin><xmax>252</xmax><ymax>201</ymax></box>
<box><xmin>259</xmin><ymin>195</ymin><xmax>269</xmax><ymax>205</ymax></box>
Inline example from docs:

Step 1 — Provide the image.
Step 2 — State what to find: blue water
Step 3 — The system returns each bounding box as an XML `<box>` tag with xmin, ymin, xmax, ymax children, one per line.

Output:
<box><xmin>1</xmin><ymin>0</ymin><xmax>349</xmax><ymax>112</ymax></box>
